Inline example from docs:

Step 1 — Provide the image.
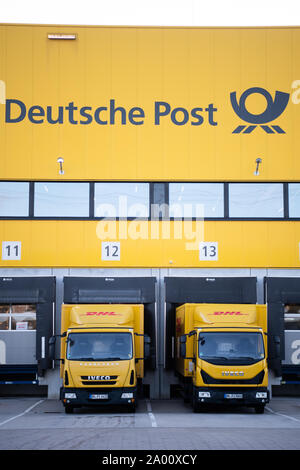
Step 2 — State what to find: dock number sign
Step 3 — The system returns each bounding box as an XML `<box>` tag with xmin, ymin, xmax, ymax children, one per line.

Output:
<box><xmin>199</xmin><ymin>242</ymin><xmax>218</xmax><ymax>261</ymax></box>
<box><xmin>101</xmin><ymin>242</ymin><xmax>120</xmax><ymax>261</ymax></box>
<box><xmin>2</xmin><ymin>241</ymin><xmax>21</xmax><ymax>260</ymax></box>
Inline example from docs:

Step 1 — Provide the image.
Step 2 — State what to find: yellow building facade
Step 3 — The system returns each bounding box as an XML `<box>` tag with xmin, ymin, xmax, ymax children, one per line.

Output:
<box><xmin>1</xmin><ymin>25</ymin><xmax>300</xmax><ymax>398</ymax></box>
<box><xmin>0</xmin><ymin>25</ymin><xmax>299</xmax><ymax>269</ymax></box>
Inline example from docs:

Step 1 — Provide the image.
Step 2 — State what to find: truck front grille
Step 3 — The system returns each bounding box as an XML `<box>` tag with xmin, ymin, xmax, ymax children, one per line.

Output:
<box><xmin>81</xmin><ymin>375</ymin><xmax>118</xmax><ymax>386</ymax></box>
<box><xmin>201</xmin><ymin>370</ymin><xmax>265</xmax><ymax>385</ymax></box>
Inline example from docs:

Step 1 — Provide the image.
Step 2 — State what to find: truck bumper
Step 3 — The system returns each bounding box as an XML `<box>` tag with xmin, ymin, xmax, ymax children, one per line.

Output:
<box><xmin>61</xmin><ymin>386</ymin><xmax>137</xmax><ymax>407</ymax></box>
<box><xmin>194</xmin><ymin>386</ymin><xmax>269</xmax><ymax>406</ymax></box>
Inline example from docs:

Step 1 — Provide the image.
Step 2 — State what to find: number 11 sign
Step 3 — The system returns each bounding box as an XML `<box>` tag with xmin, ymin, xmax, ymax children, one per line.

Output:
<box><xmin>2</xmin><ymin>241</ymin><xmax>21</xmax><ymax>260</ymax></box>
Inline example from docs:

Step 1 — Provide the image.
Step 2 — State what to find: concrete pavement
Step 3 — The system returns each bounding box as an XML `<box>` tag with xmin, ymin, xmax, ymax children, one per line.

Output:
<box><xmin>0</xmin><ymin>397</ymin><xmax>300</xmax><ymax>450</ymax></box>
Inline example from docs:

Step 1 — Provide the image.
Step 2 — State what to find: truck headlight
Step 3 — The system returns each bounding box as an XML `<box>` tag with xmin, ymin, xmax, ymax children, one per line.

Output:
<box><xmin>65</xmin><ymin>393</ymin><xmax>77</xmax><ymax>399</ymax></box>
<box><xmin>256</xmin><ymin>392</ymin><xmax>267</xmax><ymax>399</ymax></box>
<box><xmin>198</xmin><ymin>392</ymin><xmax>211</xmax><ymax>398</ymax></box>
<box><xmin>121</xmin><ymin>393</ymin><xmax>134</xmax><ymax>399</ymax></box>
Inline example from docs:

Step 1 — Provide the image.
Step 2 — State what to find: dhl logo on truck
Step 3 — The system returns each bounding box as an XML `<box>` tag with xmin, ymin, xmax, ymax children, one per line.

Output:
<box><xmin>86</xmin><ymin>311</ymin><xmax>121</xmax><ymax>316</ymax></box>
<box><xmin>210</xmin><ymin>311</ymin><xmax>247</xmax><ymax>316</ymax></box>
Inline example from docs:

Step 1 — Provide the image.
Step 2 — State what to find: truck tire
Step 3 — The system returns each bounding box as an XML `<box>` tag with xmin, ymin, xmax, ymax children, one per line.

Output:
<box><xmin>127</xmin><ymin>403</ymin><xmax>136</xmax><ymax>413</ymax></box>
<box><xmin>254</xmin><ymin>405</ymin><xmax>265</xmax><ymax>414</ymax></box>
<box><xmin>65</xmin><ymin>405</ymin><xmax>74</xmax><ymax>414</ymax></box>
<box><xmin>183</xmin><ymin>384</ymin><xmax>190</xmax><ymax>403</ymax></box>
<box><xmin>192</xmin><ymin>396</ymin><xmax>200</xmax><ymax>413</ymax></box>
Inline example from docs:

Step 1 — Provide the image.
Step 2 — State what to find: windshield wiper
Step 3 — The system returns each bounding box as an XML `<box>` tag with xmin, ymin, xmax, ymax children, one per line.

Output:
<box><xmin>70</xmin><ymin>356</ymin><xmax>127</xmax><ymax>361</ymax></box>
<box><xmin>71</xmin><ymin>357</ymin><xmax>94</xmax><ymax>361</ymax></box>
<box><xmin>94</xmin><ymin>357</ymin><xmax>123</xmax><ymax>361</ymax></box>
<box><xmin>235</xmin><ymin>356</ymin><xmax>257</xmax><ymax>361</ymax></box>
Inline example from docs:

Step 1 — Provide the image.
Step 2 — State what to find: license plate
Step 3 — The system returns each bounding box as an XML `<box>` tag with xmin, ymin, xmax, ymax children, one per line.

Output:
<box><xmin>224</xmin><ymin>393</ymin><xmax>243</xmax><ymax>399</ymax></box>
<box><xmin>89</xmin><ymin>394</ymin><xmax>108</xmax><ymax>400</ymax></box>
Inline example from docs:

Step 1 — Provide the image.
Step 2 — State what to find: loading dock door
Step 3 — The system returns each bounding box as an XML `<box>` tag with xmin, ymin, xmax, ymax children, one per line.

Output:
<box><xmin>63</xmin><ymin>277</ymin><xmax>157</xmax><ymax>370</ymax></box>
<box><xmin>165</xmin><ymin>277</ymin><xmax>257</xmax><ymax>370</ymax></box>
<box><xmin>0</xmin><ymin>277</ymin><xmax>56</xmax><ymax>383</ymax></box>
<box><xmin>264</xmin><ymin>277</ymin><xmax>300</xmax><ymax>380</ymax></box>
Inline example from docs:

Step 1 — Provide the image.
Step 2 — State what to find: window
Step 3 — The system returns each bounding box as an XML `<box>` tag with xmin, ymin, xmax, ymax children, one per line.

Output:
<box><xmin>288</xmin><ymin>184</ymin><xmax>300</xmax><ymax>218</ymax></box>
<box><xmin>0</xmin><ymin>305</ymin><xmax>9</xmax><ymax>330</ymax></box>
<box><xmin>284</xmin><ymin>304</ymin><xmax>300</xmax><ymax>330</ymax></box>
<box><xmin>0</xmin><ymin>305</ymin><xmax>36</xmax><ymax>331</ymax></box>
<box><xmin>0</xmin><ymin>182</ymin><xmax>29</xmax><ymax>216</ymax></box>
<box><xmin>94</xmin><ymin>183</ymin><xmax>149</xmax><ymax>218</ymax></box>
<box><xmin>229</xmin><ymin>183</ymin><xmax>284</xmax><ymax>218</ymax></box>
<box><xmin>0</xmin><ymin>180</ymin><xmax>297</xmax><ymax>220</ymax></box>
<box><xmin>67</xmin><ymin>332</ymin><xmax>133</xmax><ymax>361</ymax></box>
<box><xmin>34</xmin><ymin>182</ymin><xmax>89</xmax><ymax>217</ymax></box>
<box><xmin>169</xmin><ymin>183</ymin><xmax>224</xmax><ymax>218</ymax></box>
<box><xmin>198</xmin><ymin>332</ymin><xmax>265</xmax><ymax>365</ymax></box>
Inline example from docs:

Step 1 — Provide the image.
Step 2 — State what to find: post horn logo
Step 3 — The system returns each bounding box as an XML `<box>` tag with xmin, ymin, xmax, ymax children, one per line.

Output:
<box><xmin>230</xmin><ymin>87</ymin><xmax>289</xmax><ymax>134</ymax></box>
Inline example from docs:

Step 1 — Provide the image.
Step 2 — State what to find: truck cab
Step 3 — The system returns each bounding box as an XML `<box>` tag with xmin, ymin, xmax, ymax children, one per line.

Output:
<box><xmin>176</xmin><ymin>303</ymin><xmax>269</xmax><ymax>413</ymax></box>
<box><xmin>49</xmin><ymin>303</ymin><xmax>150</xmax><ymax>413</ymax></box>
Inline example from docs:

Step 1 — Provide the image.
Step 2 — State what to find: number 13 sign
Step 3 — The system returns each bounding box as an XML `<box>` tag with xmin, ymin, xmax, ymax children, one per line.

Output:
<box><xmin>199</xmin><ymin>242</ymin><xmax>218</xmax><ymax>261</ymax></box>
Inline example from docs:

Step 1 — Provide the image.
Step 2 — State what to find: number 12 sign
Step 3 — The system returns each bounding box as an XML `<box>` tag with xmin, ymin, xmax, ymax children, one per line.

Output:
<box><xmin>101</xmin><ymin>242</ymin><xmax>120</xmax><ymax>261</ymax></box>
<box><xmin>2</xmin><ymin>241</ymin><xmax>21</xmax><ymax>260</ymax></box>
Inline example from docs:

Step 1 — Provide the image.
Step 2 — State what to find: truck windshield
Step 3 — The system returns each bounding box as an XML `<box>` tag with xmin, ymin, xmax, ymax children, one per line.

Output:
<box><xmin>66</xmin><ymin>332</ymin><xmax>133</xmax><ymax>361</ymax></box>
<box><xmin>198</xmin><ymin>332</ymin><xmax>265</xmax><ymax>365</ymax></box>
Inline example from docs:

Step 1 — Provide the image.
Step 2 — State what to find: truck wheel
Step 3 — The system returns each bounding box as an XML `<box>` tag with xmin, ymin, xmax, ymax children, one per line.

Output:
<box><xmin>183</xmin><ymin>384</ymin><xmax>190</xmax><ymax>403</ymax></box>
<box><xmin>255</xmin><ymin>405</ymin><xmax>265</xmax><ymax>414</ymax></box>
<box><xmin>65</xmin><ymin>405</ymin><xmax>74</xmax><ymax>414</ymax></box>
<box><xmin>192</xmin><ymin>396</ymin><xmax>200</xmax><ymax>413</ymax></box>
<box><xmin>127</xmin><ymin>404</ymin><xmax>136</xmax><ymax>413</ymax></box>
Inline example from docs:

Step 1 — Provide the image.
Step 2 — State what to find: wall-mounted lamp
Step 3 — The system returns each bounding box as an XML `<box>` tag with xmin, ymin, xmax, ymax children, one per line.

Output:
<box><xmin>57</xmin><ymin>157</ymin><xmax>64</xmax><ymax>175</ymax></box>
<box><xmin>48</xmin><ymin>34</ymin><xmax>77</xmax><ymax>40</ymax></box>
<box><xmin>254</xmin><ymin>158</ymin><xmax>262</xmax><ymax>176</ymax></box>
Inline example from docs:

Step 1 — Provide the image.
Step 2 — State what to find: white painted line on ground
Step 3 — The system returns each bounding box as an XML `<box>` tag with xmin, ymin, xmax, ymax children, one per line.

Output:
<box><xmin>146</xmin><ymin>399</ymin><xmax>157</xmax><ymax>427</ymax></box>
<box><xmin>266</xmin><ymin>406</ymin><xmax>300</xmax><ymax>423</ymax></box>
<box><xmin>0</xmin><ymin>399</ymin><xmax>45</xmax><ymax>427</ymax></box>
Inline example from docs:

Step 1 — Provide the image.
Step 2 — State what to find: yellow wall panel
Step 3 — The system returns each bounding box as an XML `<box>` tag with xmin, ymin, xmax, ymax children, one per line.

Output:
<box><xmin>0</xmin><ymin>25</ymin><xmax>299</xmax><ymax>181</ymax></box>
<box><xmin>0</xmin><ymin>220</ymin><xmax>300</xmax><ymax>268</ymax></box>
<box><xmin>265</xmin><ymin>222</ymin><xmax>295</xmax><ymax>267</ymax></box>
<box><xmin>30</xmin><ymin>221</ymin><xmax>58</xmax><ymax>265</ymax></box>
<box><xmin>0</xmin><ymin>25</ymin><xmax>299</xmax><ymax>269</ymax></box>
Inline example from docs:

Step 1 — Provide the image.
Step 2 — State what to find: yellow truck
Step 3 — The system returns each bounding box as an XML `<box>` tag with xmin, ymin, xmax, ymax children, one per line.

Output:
<box><xmin>49</xmin><ymin>303</ymin><xmax>149</xmax><ymax>413</ymax></box>
<box><xmin>176</xmin><ymin>303</ymin><xmax>269</xmax><ymax>413</ymax></box>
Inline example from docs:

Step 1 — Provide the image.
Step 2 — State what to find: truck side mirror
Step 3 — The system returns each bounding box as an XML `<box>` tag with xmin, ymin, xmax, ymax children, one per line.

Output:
<box><xmin>144</xmin><ymin>335</ymin><xmax>151</xmax><ymax>360</ymax></box>
<box><xmin>48</xmin><ymin>336</ymin><xmax>56</xmax><ymax>361</ymax></box>
<box><xmin>274</xmin><ymin>335</ymin><xmax>281</xmax><ymax>358</ymax></box>
<box><xmin>180</xmin><ymin>335</ymin><xmax>187</xmax><ymax>358</ymax></box>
